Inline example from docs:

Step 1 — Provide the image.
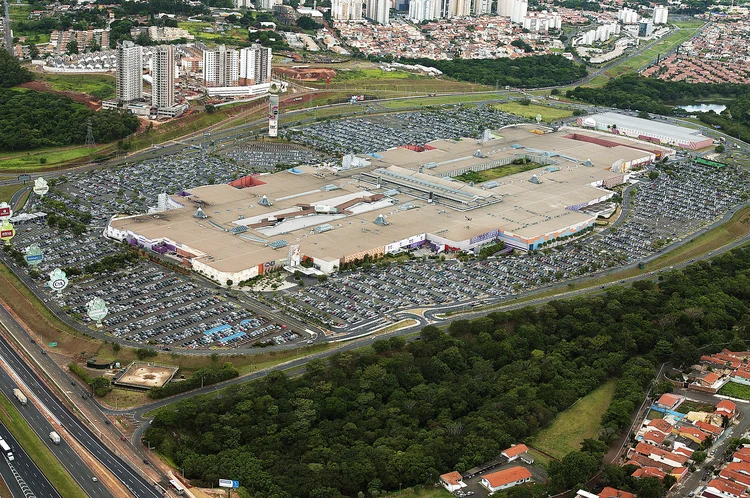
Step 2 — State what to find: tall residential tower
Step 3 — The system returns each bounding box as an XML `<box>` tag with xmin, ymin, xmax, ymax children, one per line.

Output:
<box><xmin>115</xmin><ymin>40</ymin><xmax>143</xmax><ymax>103</ymax></box>
<box><xmin>151</xmin><ymin>45</ymin><xmax>175</xmax><ymax>109</ymax></box>
<box><xmin>239</xmin><ymin>44</ymin><xmax>272</xmax><ymax>85</ymax></box>
<box><xmin>203</xmin><ymin>44</ymin><xmax>239</xmax><ymax>87</ymax></box>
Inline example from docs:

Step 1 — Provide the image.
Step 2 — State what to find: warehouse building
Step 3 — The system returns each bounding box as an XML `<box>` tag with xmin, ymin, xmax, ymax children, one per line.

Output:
<box><xmin>579</xmin><ymin>112</ymin><xmax>713</xmax><ymax>150</ymax></box>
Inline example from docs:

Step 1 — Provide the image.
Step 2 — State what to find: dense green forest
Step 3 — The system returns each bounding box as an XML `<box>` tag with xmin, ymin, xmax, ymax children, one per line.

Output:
<box><xmin>0</xmin><ymin>89</ymin><xmax>140</xmax><ymax>151</ymax></box>
<box><xmin>567</xmin><ymin>75</ymin><xmax>750</xmax><ymax>140</ymax></box>
<box><xmin>402</xmin><ymin>55</ymin><xmax>588</xmax><ymax>88</ymax></box>
<box><xmin>145</xmin><ymin>245</ymin><xmax>750</xmax><ymax>498</ymax></box>
<box><xmin>0</xmin><ymin>51</ymin><xmax>33</xmax><ymax>88</ymax></box>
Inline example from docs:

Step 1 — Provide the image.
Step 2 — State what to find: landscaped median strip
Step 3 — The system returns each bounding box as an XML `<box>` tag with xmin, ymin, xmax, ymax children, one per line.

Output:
<box><xmin>0</xmin><ymin>392</ymin><xmax>87</xmax><ymax>498</ymax></box>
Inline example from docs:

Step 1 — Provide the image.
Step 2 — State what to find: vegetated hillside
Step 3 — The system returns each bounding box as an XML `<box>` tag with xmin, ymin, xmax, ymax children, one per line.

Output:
<box><xmin>402</xmin><ymin>55</ymin><xmax>588</xmax><ymax>88</ymax></box>
<box><xmin>145</xmin><ymin>246</ymin><xmax>750</xmax><ymax>498</ymax></box>
<box><xmin>0</xmin><ymin>89</ymin><xmax>140</xmax><ymax>151</ymax></box>
<box><xmin>0</xmin><ymin>50</ymin><xmax>33</xmax><ymax>88</ymax></box>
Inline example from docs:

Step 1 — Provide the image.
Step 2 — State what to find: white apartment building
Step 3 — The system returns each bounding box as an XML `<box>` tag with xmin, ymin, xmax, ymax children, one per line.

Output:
<box><xmin>366</xmin><ymin>0</ymin><xmax>390</xmax><ymax>24</ymax></box>
<box><xmin>408</xmin><ymin>0</ymin><xmax>433</xmax><ymax>21</ymax></box>
<box><xmin>653</xmin><ymin>5</ymin><xmax>668</xmax><ymax>24</ymax></box>
<box><xmin>203</xmin><ymin>44</ymin><xmax>239</xmax><ymax>87</ymax></box>
<box><xmin>472</xmin><ymin>0</ymin><xmax>492</xmax><ymax>16</ymax></box>
<box><xmin>523</xmin><ymin>11</ymin><xmax>561</xmax><ymax>32</ymax></box>
<box><xmin>151</xmin><ymin>45</ymin><xmax>175</xmax><ymax>109</ymax></box>
<box><xmin>617</xmin><ymin>7</ymin><xmax>639</xmax><ymax>24</ymax></box>
<box><xmin>239</xmin><ymin>44</ymin><xmax>272</xmax><ymax>85</ymax></box>
<box><xmin>332</xmin><ymin>0</ymin><xmax>363</xmax><ymax>20</ymax></box>
<box><xmin>498</xmin><ymin>0</ymin><xmax>527</xmax><ymax>23</ymax></box>
<box><xmin>116</xmin><ymin>40</ymin><xmax>143</xmax><ymax>103</ymax></box>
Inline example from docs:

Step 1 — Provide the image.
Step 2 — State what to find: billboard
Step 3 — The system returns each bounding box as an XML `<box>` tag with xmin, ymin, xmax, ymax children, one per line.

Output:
<box><xmin>268</xmin><ymin>95</ymin><xmax>279</xmax><ymax>138</ymax></box>
<box><xmin>219</xmin><ymin>479</ymin><xmax>240</xmax><ymax>488</ymax></box>
<box><xmin>0</xmin><ymin>202</ymin><xmax>12</xmax><ymax>220</ymax></box>
<box><xmin>385</xmin><ymin>234</ymin><xmax>425</xmax><ymax>254</ymax></box>
<box><xmin>0</xmin><ymin>220</ymin><xmax>15</xmax><ymax>242</ymax></box>
<box><xmin>470</xmin><ymin>228</ymin><xmax>499</xmax><ymax>245</ymax></box>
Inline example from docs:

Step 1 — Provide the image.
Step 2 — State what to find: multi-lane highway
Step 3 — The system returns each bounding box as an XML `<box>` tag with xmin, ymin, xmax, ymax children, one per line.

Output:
<box><xmin>0</xmin><ymin>307</ymin><xmax>164</xmax><ymax>498</ymax></box>
<box><xmin>0</xmin><ymin>360</ymin><xmax>114</xmax><ymax>497</ymax></box>
<box><xmin>0</xmin><ymin>422</ymin><xmax>60</xmax><ymax>498</ymax></box>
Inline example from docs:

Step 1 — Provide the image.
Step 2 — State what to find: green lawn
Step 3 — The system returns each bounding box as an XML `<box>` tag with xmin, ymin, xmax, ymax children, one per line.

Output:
<box><xmin>0</xmin><ymin>146</ymin><xmax>100</xmax><ymax>171</ymax></box>
<box><xmin>0</xmin><ymin>184</ymin><xmax>24</xmax><ymax>203</ymax></box>
<box><xmin>0</xmin><ymin>393</ymin><xmax>87</xmax><ymax>498</ymax></box>
<box><xmin>718</xmin><ymin>382</ymin><xmax>750</xmax><ymax>401</ymax></box>
<box><xmin>495</xmin><ymin>102</ymin><xmax>574</xmax><ymax>122</ymax></box>
<box><xmin>454</xmin><ymin>161</ymin><xmax>546</xmax><ymax>184</ymax></box>
<box><xmin>381</xmin><ymin>486</ymin><xmax>454</xmax><ymax>498</ymax></box>
<box><xmin>529</xmin><ymin>380</ymin><xmax>616</xmax><ymax>459</ymax></box>
<box><xmin>380</xmin><ymin>93</ymin><xmax>506</xmax><ymax>109</ymax></box>
<box><xmin>40</xmin><ymin>73</ymin><xmax>116</xmax><ymax>100</ymax></box>
<box><xmin>676</xmin><ymin>400</ymin><xmax>716</xmax><ymax>414</ymax></box>
<box><xmin>334</xmin><ymin>68</ymin><xmax>414</xmax><ymax>81</ymax></box>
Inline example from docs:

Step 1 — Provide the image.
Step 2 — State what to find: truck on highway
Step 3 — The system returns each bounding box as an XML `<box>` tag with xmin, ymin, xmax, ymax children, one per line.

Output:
<box><xmin>0</xmin><ymin>438</ymin><xmax>14</xmax><ymax>461</ymax></box>
<box><xmin>12</xmin><ymin>388</ymin><xmax>27</xmax><ymax>406</ymax></box>
<box><xmin>49</xmin><ymin>431</ymin><xmax>61</xmax><ymax>445</ymax></box>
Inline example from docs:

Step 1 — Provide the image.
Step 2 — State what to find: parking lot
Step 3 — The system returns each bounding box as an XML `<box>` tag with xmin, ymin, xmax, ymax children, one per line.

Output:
<box><xmin>220</xmin><ymin>142</ymin><xmax>329</xmax><ymax>171</ymax></box>
<box><xmin>281</xmin><ymin>104</ymin><xmax>526</xmax><ymax>155</ymax></box>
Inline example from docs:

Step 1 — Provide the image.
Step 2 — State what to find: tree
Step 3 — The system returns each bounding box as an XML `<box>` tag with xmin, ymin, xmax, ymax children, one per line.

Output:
<box><xmin>136</xmin><ymin>31</ymin><xmax>152</xmax><ymax>47</ymax></box>
<box><xmin>66</xmin><ymin>39</ymin><xmax>79</xmax><ymax>55</ymax></box>
<box><xmin>647</xmin><ymin>171</ymin><xmax>659</xmax><ymax>180</ymax></box>
<box><xmin>26</xmin><ymin>42</ymin><xmax>40</xmax><ymax>60</ymax></box>
<box><xmin>638</xmin><ymin>110</ymin><xmax>650</xmax><ymax>119</ymax></box>
<box><xmin>715</xmin><ymin>144</ymin><xmax>725</xmax><ymax>153</ymax></box>
<box><xmin>90</xmin><ymin>376</ymin><xmax>112</xmax><ymax>397</ymax></box>
<box><xmin>692</xmin><ymin>450</ymin><xmax>707</xmax><ymax>463</ymax></box>
<box><xmin>0</xmin><ymin>50</ymin><xmax>33</xmax><ymax>87</ymax></box>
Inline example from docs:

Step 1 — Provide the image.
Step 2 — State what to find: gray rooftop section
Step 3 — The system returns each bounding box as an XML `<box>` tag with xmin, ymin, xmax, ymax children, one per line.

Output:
<box><xmin>588</xmin><ymin>112</ymin><xmax>709</xmax><ymax>143</ymax></box>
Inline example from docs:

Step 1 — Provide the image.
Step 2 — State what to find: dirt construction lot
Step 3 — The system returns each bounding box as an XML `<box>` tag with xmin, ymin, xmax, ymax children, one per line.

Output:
<box><xmin>114</xmin><ymin>363</ymin><xmax>178</xmax><ymax>389</ymax></box>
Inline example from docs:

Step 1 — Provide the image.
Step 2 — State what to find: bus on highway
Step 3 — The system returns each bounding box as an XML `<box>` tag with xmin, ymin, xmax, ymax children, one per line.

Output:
<box><xmin>169</xmin><ymin>479</ymin><xmax>185</xmax><ymax>495</ymax></box>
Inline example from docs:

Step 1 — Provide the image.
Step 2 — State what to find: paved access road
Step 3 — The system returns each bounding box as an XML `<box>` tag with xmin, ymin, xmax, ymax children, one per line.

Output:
<box><xmin>0</xmin><ymin>360</ymin><xmax>114</xmax><ymax>497</ymax></box>
<box><xmin>0</xmin><ymin>307</ymin><xmax>163</xmax><ymax>498</ymax></box>
<box><xmin>0</xmin><ymin>422</ymin><xmax>60</xmax><ymax>498</ymax></box>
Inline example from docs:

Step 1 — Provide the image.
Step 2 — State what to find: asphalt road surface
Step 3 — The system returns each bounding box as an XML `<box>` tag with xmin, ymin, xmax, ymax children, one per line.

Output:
<box><xmin>0</xmin><ymin>308</ymin><xmax>163</xmax><ymax>498</ymax></box>
<box><xmin>0</xmin><ymin>422</ymin><xmax>60</xmax><ymax>498</ymax></box>
<box><xmin>0</xmin><ymin>361</ymin><xmax>114</xmax><ymax>498</ymax></box>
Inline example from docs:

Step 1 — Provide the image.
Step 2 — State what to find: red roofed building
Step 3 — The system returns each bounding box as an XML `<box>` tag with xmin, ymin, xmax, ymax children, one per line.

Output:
<box><xmin>502</xmin><ymin>444</ymin><xmax>531</xmax><ymax>462</ymax></box>
<box><xmin>633</xmin><ymin>442</ymin><xmax>690</xmax><ymax>467</ymax></box>
<box><xmin>672</xmin><ymin>425</ymin><xmax>708</xmax><ymax>444</ymax></box>
<box><xmin>696</xmin><ymin>420</ymin><xmax>724</xmax><ymax>436</ymax></box>
<box><xmin>439</xmin><ymin>471</ymin><xmax>466</xmax><ymax>492</ymax></box>
<box><xmin>642</xmin><ymin>430</ymin><xmax>667</xmax><ymax>446</ymax></box>
<box><xmin>632</xmin><ymin>467</ymin><xmax>667</xmax><ymax>480</ymax></box>
<box><xmin>716</xmin><ymin>400</ymin><xmax>737</xmax><ymax>418</ymax></box>
<box><xmin>732</xmin><ymin>369</ymin><xmax>750</xmax><ymax>384</ymax></box>
<box><xmin>720</xmin><ymin>468</ymin><xmax>750</xmax><ymax>488</ymax></box>
<box><xmin>705</xmin><ymin>478</ymin><xmax>747</xmax><ymax>498</ymax></box>
<box><xmin>656</xmin><ymin>393</ymin><xmax>684</xmax><ymax>410</ymax></box>
<box><xmin>599</xmin><ymin>487</ymin><xmax>637</xmax><ymax>498</ymax></box>
<box><xmin>648</xmin><ymin>419</ymin><xmax>674</xmax><ymax>434</ymax></box>
<box><xmin>734</xmin><ymin>451</ymin><xmax>750</xmax><ymax>465</ymax></box>
<box><xmin>626</xmin><ymin>453</ymin><xmax>688</xmax><ymax>480</ymax></box>
<box><xmin>480</xmin><ymin>467</ymin><xmax>532</xmax><ymax>493</ymax></box>
<box><xmin>725</xmin><ymin>461</ymin><xmax>750</xmax><ymax>476</ymax></box>
<box><xmin>673</xmin><ymin>445</ymin><xmax>694</xmax><ymax>458</ymax></box>
<box><xmin>695</xmin><ymin>371</ymin><xmax>720</xmax><ymax>388</ymax></box>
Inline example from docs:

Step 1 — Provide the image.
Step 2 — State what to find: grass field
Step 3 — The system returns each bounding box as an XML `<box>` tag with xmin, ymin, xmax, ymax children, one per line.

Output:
<box><xmin>0</xmin><ymin>392</ymin><xmax>87</xmax><ymax>498</ymax></box>
<box><xmin>40</xmin><ymin>73</ymin><xmax>116</xmax><ymax>101</ymax></box>
<box><xmin>718</xmin><ymin>382</ymin><xmax>750</xmax><ymax>400</ymax></box>
<box><xmin>381</xmin><ymin>486</ymin><xmax>454</xmax><ymax>498</ymax></box>
<box><xmin>0</xmin><ymin>184</ymin><xmax>24</xmax><ymax>203</ymax></box>
<box><xmin>529</xmin><ymin>380</ymin><xmax>616</xmax><ymax>459</ymax></box>
<box><xmin>676</xmin><ymin>400</ymin><xmax>716</xmax><ymax>414</ymax></box>
<box><xmin>0</xmin><ymin>146</ymin><xmax>101</xmax><ymax>171</ymax></box>
<box><xmin>334</xmin><ymin>68</ymin><xmax>414</xmax><ymax>81</ymax></box>
<box><xmin>454</xmin><ymin>161</ymin><xmax>545</xmax><ymax>184</ymax></box>
<box><xmin>495</xmin><ymin>102</ymin><xmax>574</xmax><ymax>122</ymax></box>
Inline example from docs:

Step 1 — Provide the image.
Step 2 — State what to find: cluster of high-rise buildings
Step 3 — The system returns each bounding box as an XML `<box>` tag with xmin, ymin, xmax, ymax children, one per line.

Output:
<box><xmin>203</xmin><ymin>44</ymin><xmax>272</xmax><ymax>87</ymax></box>
<box><xmin>106</xmin><ymin>40</ymin><xmax>186</xmax><ymax>118</ymax></box>
<box><xmin>333</xmin><ymin>0</ymin><xmax>533</xmax><ymax>25</ymax></box>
